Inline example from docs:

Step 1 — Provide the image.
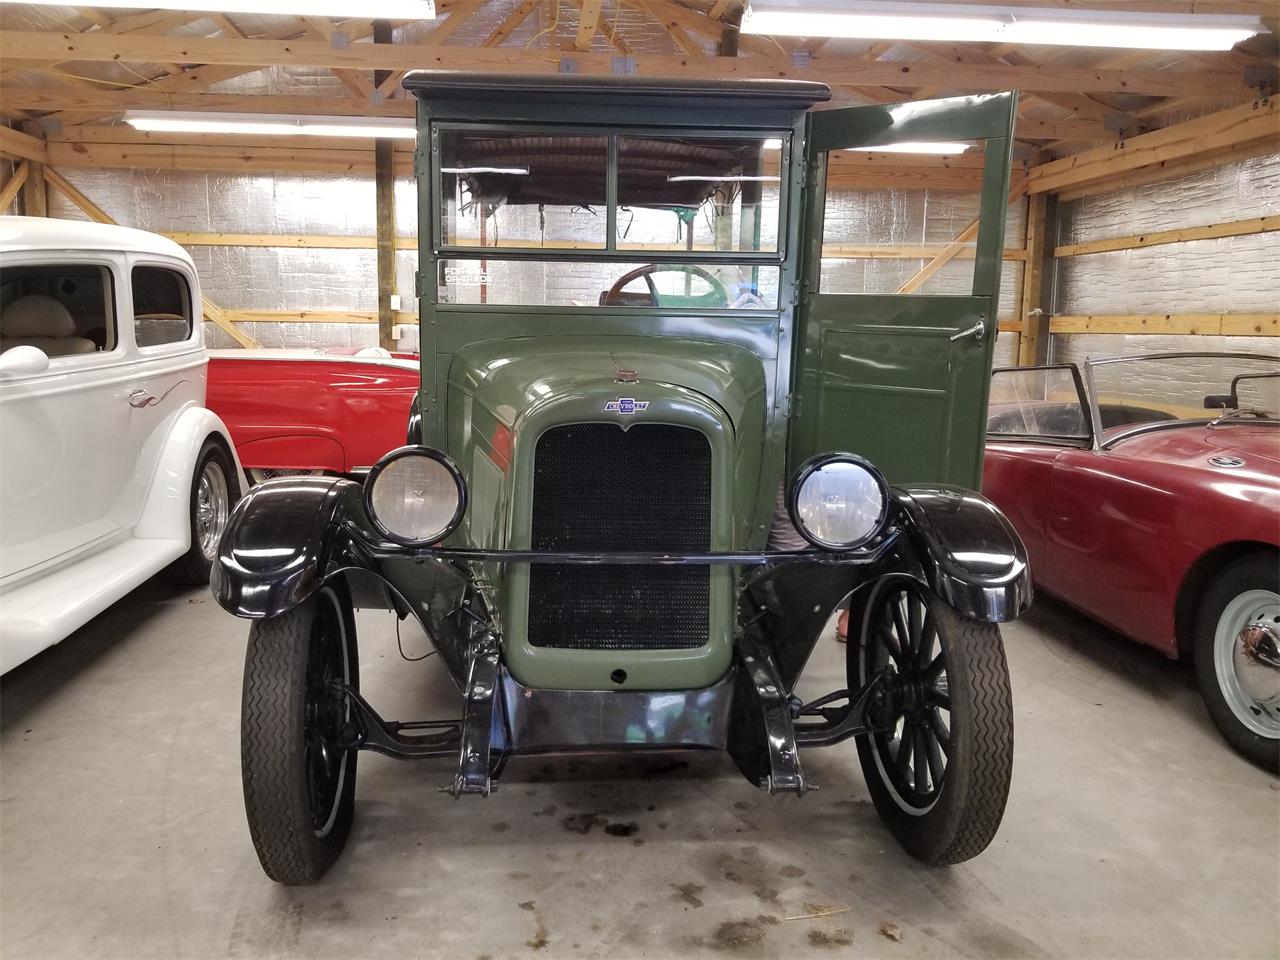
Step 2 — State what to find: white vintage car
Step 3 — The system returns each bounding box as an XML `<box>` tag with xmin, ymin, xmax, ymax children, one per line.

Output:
<box><xmin>0</xmin><ymin>217</ymin><xmax>244</xmax><ymax>673</ymax></box>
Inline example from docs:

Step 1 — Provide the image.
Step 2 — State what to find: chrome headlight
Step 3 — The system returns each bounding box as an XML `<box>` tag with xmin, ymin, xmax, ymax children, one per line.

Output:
<box><xmin>364</xmin><ymin>446</ymin><xmax>466</xmax><ymax>546</ymax></box>
<box><xmin>789</xmin><ymin>454</ymin><xmax>890</xmax><ymax>550</ymax></box>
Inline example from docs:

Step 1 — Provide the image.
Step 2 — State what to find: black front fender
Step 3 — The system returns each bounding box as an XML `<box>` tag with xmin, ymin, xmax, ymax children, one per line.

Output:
<box><xmin>211</xmin><ymin>476</ymin><xmax>365</xmax><ymax>618</ymax></box>
<box><xmin>891</xmin><ymin>484</ymin><xmax>1032</xmax><ymax>623</ymax></box>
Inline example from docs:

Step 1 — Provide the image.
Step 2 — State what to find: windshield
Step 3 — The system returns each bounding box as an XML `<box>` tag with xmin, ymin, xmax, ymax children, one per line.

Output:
<box><xmin>435</xmin><ymin>127</ymin><xmax>783</xmax><ymax>310</ymax></box>
<box><xmin>1086</xmin><ymin>354</ymin><xmax>1280</xmax><ymax>430</ymax></box>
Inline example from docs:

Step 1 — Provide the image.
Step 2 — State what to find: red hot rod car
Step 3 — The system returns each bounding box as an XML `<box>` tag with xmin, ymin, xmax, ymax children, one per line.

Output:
<box><xmin>206</xmin><ymin>347</ymin><xmax>420</xmax><ymax>483</ymax></box>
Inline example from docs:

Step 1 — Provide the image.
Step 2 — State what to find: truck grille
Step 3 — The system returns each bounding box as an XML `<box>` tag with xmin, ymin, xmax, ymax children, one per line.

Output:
<box><xmin>528</xmin><ymin>422</ymin><xmax>711</xmax><ymax>651</ymax></box>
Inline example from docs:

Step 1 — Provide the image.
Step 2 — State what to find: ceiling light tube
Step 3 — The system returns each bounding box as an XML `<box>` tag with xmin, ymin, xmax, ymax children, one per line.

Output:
<box><xmin>666</xmin><ymin>175</ymin><xmax>782</xmax><ymax>182</ymax></box>
<box><xmin>442</xmin><ymin>166</ymin><xmax>530</xmax><ymax>175</ymax></box>
<box><xmin>125</xmin><ymin>111</ymin><xmax>416</xmax><ymax>139</ymax></box>
<box><xmin>741</xmin><ymin>1</ymin><xmax>1266</xmax><ymax>51</ymax></box>
<box><xmin>0</xmin><ymin>0</ymin><xmax>434</xmax><ymax>18</ymax></box>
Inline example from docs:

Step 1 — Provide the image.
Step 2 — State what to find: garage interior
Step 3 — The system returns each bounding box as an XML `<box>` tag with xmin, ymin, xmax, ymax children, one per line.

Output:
<box><xmin>1</xmin><ymin>1</ymin><xmax>1278</xmax><ymax>958</ymax></box>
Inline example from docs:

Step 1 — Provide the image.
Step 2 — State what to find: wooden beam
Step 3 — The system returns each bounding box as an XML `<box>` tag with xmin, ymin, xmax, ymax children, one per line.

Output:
<box><xmin>223</xmin><ymin>309</ymin><xmax>419</xmax><ymax>324</ymax></box>
<box><xmin>0</xmin><ymin>126</ymin><xmax>49</xmax><ymax>164</ymax></box>
<box><xmin>0</xmin><ymin>161</ymin><xmax>29</xmax><ymax>212</ymax></box>
<box><xmin>1054</xmin><ymin>214</ymin><xmax>1280</xmax><ymax>257</ymax></box>
<box><xmin>896</xmin><ymin>183</ymin><xmax>1028</xmax><ymax>294</ymax></box>
<box><xmin>20</xmin><ymin>161</ymin><xmax>46</xmax><ymax>217</ymax></box>
<box><xmin>45</xmin><ymin>140</ymin><xmax>416</xmax><ymax>176</ymax></box>
<box><xmin>575</xmin><ymin>0</ymin><xmax>605</xmax><ymax>50</ymax></box>
<box><xmin>1052</xmin><ymin>138</ymin><xmax>1276</xmax><ymax>202</ymax></box>
<box><xmin>482</xmin><ymin>0</ymin><xmax>540</xmax><ymax>46</ymax></box>
<box><xmin>200</xmin><ymin>297</ymin><xmax>262</xmax><ymax>348</ymax></box>
<box><xmin>44</xmin><ymin>167</ymin><xmax>112</xmax><ymax>222</ymax></box>
<box><xmin>1014</xmin><ymin>117</ymin><xmax>1120</xmax><ymax>143</ymax></box>
<box><xmin>0</xmin><ymin>31</ymin><xmax>1251</xmax><ymax>98</ymax></box>
<box><xmin>1018</xmin><ymin>192</ymin><xmax>1048</xmax><ymax>365</ymax></box>
<box><xmin>1027</xmin><ymin>99</ymin><xmax>1278</xmax><ymax>195</ymax></box>
<box><xmin>1051</xmin><ymin>313</ymin><xmax>1280</xmax><ymax>336</ymax></box>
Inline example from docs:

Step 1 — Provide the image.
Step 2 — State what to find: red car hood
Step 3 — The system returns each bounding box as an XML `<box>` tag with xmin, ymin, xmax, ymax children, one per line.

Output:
<box><xmin>1106</xmin><ymin>423</ymin><xmax>1280</xmax><ymax>476</ymax></box>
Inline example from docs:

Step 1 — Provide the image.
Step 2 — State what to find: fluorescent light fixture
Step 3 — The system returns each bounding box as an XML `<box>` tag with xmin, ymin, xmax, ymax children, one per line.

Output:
<box><xmin>442</xmin><ymin>166</ymin><xmax>530</xmax><ymax>175</ymax></box>
<box><xmin>847</xmin><ymin>142</ymin><xmax>970</xmax><ymax>154</ymax></box>
<box><xmin>762</xmin><ymin>137</ymin><xmax>965</xmax><ymax>155</ymax></box>
<box><xmin>0</xmin><ymin>0</ymin><xmax>434</xmax><ymax>18</ymax></box>
<box><xmin>125</xmin><ymin>111</ymin><xmax>415</xmax><ymax>139</ymax></box>
<box><xmin>667</xmin><ymin>175</ymin><xmax>781</xmax><ymax>182</ymax></box>
<box><xmin>741</xmin><ymin>1</ymin><xmax>1266</xmax><ymax>51</ymax></box>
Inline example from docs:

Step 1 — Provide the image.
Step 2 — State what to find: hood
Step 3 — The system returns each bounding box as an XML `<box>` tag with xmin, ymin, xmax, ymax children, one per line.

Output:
<box><xmin>1109</xmin><ymin>422</ymin><xmax>1280</xmax><ymax>481</ymax></box>
<box><xmin>448</xmin><ymin>335</ymin><xmax>769</xmax><ymax>441</ymax></box>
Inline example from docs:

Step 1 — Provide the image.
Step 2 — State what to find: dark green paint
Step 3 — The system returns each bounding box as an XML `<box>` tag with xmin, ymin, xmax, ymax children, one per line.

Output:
<box><xmin>407</xmin><ymin>77</ymin><xmax>1016</xmax><ymax>689</ymax></box>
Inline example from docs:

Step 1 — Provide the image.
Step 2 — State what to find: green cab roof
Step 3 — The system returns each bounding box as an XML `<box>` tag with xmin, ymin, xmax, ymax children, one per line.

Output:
<box><xmin>403</xmin><ymin>71</ymin><xmax>831</xmax><ymax>113</ymax></box>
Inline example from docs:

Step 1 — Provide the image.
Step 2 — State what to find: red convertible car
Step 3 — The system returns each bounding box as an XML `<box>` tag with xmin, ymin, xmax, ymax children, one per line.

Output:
<box><xmin>206</xmin><ymin>347</ymin><xmax>420</xmax><ymax>484</ymax></box>
<box><xmin>983</xmin><ymin>352</ymin><xmax>1279</xmax><ymax>771</ymax></box>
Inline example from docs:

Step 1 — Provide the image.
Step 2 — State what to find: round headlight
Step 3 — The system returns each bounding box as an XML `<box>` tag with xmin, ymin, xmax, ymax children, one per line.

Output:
<box><xmin>789</xmin><ymin>454</ymin><xmax>889</xmax><ymax>550</ymax></box>
<box><xmin>365</xmin><ymin>446</ymin><xmax>466</xmax><ymax>546</ymax></box>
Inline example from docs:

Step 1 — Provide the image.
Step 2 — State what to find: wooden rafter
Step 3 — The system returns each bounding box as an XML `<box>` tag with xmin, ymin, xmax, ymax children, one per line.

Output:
<box><xmin>0</xmin><ymin>31</ymin><xmax>1250</xmax><ymax>98</ymax></box>
<box><xmin>1027</xmin><ymin>98</ymin><xmax>1278</xmax><ymax>194</ymax></box>
<box><xmin>575</xmin><ymin>0</ymin><xmax>605</xmax><ymax>50</ymax></box>
<box><xmin>0</xmin><ymin>161</ymin><xmax>30</xmax><ymax>211</ymax></box>
<box><xmin>482</xmin><ymin>0</ymin><xmax>541</xmax><ymax>46</ymax></box>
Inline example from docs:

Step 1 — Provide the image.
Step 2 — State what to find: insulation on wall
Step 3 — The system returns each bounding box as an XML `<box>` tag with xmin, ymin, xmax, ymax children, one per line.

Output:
<box><xmin>1053</xmin><ymin>151</ymin><xmax>1280</xmax><ymax>359</ymax></box>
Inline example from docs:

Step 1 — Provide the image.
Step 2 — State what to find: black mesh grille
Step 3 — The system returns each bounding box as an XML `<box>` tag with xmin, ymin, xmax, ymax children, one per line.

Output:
<box><xmin>528</xmin><ymin>423</ymin><xmax>711</xmax><ymax>650</ymax></box>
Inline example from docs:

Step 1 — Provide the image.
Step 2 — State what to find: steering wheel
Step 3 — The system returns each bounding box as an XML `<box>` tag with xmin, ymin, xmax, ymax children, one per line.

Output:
<box><xmin>601</xmin><ymin>263</ymin><xmax>730</xmax><ymax>307</ymax></box>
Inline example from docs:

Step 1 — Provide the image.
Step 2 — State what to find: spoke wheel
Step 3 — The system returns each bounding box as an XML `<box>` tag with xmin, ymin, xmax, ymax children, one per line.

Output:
<box><xmin>242</xmin><ymin>583</ymin><xmax>360</xmax><ymax>884</ymax></box>
<box><xmin>853</xmin><ymin>575</ymin><xmax>1013</xmax><ymax>865</ymax></box>
<box><xmin>1194</xmin><ymin>554</ymin><xmax>1280</xmax><ymax>772</ymax></box>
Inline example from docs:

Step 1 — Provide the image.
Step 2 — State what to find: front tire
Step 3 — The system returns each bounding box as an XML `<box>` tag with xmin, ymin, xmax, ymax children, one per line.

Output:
<box><xmin>1193</xmin><ymin>554</ymin><xmax>1280</xmax><ymax>773</ymax></box>
<box><xmin>853</xmin><ymin>575</ymin><xmax>1014</xmax><ymax>865</ymax></box>
<box><xmin>241</xmin><ymin>583</ymin><xmax>360</xmax><ymax>884</ymax></box>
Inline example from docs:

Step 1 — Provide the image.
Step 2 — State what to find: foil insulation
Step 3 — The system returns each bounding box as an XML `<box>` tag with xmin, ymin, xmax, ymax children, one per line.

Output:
<box><xmin>1055</xmin><ymin>152</ymin><xmax>1280</xmax><ymax>356</ymax></box>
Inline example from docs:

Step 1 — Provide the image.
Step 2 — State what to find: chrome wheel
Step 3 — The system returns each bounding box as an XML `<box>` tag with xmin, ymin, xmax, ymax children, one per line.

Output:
<box><xmin>1214</xmin><ymin>589</ymin><xmax>1280</xmax><ymax>738</ymax></box>
<box><xmin>195</xmin><ymin>460</ymin><xmax>230</xmax><ymax>560</ymax></box>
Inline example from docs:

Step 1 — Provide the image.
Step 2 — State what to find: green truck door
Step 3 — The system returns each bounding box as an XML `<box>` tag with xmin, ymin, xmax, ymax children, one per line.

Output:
<box><xmin>788</xmin><ymin>93</ymin><xmax>1018</xmax><ymax>489</ymax></box>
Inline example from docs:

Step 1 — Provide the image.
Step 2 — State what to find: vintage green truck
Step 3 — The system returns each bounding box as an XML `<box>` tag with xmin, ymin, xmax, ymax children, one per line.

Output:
<box><xmin>213</xmin><ymin>72</ymin><xmax>1031</xmax><ymax>884</ymax></box>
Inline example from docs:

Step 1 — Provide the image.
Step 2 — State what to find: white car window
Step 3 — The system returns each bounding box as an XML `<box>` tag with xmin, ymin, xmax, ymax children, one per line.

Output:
<box><xmin>131</xmin><ymin>265</ymin><xmax>193</xmax><ymax>348</ymax></box>
<box><xmin>0</xmin><ymin>263</ymin><xmax>117</xmax><ymax>358</ymax></box>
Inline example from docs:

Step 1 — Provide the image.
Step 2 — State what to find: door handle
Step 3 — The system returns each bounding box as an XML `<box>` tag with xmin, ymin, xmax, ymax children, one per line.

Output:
<box><xmin>950</xmin><ymin>317</ymin><xmax>987</xmax><ymax>344</ymax></box>
<box><xmin>127</xmin><ymin>379</ymin><xmax>188</xmax><ymax>408</ymax></box>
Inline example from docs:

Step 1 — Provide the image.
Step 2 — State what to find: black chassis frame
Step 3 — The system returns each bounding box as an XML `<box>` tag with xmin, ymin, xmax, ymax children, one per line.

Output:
<box><xmin>212</xmin><ymin>477</ymin><xmax>1031</xmax><ymax>796</ymax></box>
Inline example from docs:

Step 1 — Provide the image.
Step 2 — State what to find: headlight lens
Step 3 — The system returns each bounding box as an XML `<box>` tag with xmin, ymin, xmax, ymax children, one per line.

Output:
<box><xmin>790</xmin><ymin>454</ymin><xmax>889</xmax><ymax>550</ymax></box>
<box><xmin>365</xmin><ymin>447</ymin><xmax>466</xmax><ymax>545</ymax></box>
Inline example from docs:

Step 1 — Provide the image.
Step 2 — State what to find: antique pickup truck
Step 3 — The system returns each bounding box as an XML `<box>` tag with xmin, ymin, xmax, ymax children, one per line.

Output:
<box><xmin>212</xmin><ymin>73</ymin><xmax>1031</xmax><ymax>884</ymax></box>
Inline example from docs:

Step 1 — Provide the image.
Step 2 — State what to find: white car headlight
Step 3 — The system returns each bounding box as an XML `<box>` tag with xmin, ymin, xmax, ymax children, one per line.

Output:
<box><xmin>365</xmin><ymin>446</ymin><xmax>466</xmax><ymax>545</ymax></box>
<box><xmin>789</xmin><ymin>454</ymin><xmax>890</xmax><ymax>550</ymax></box>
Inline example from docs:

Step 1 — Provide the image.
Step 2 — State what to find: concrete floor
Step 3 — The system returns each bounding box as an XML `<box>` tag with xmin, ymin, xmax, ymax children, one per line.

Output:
<box><xmin>1</xmin><ymin>583</ymin><xmax>1276</xmax><ymax>960</ymax></box>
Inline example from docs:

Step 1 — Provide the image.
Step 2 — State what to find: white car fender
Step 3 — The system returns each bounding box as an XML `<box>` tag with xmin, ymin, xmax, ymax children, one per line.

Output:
<box><xmin>133</xmin><ymin>404</ymin><xmax>245</xmax><ymax>544</ymax></box>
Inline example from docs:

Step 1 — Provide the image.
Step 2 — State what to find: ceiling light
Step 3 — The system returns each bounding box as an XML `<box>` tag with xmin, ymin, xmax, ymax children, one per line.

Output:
<box><xmin>847</xmin><ymin>142</ymin><xmax>970</xmax><ymax>154</ymax></box>
<box><xmin>741</xmin><ymin>1</ymin><xmax>1265</xmax><ymax>51</ymax></box>
<box><xmin>442</xmin><ymin>166</ymin><xmax>530</xmax><ymax>174</ymax></box>
<box><xmin>0</xmin><ymin>0</ymin><xmax>434</xmax><ymax>18</ymax></box>
<box><xmin>666</xmin><ymin>175</ymin><xmax>781</xmax><ymax>182</ymax></box>
<box><xmin>125</xmin><ymin>112</ymin><xmax>416</xmax><ymax>139</ymax></box>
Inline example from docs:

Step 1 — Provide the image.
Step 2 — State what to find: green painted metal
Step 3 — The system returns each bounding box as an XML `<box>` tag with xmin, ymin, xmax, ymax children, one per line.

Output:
<box><xmin>788</xmin><ymin>93</ymin><xmax>1018</xmax><ymax>489</ymax></box>
<box><xmin>407</xmin><ymin>79</ymin><xmax>1015</xmax><ymax>690</ymax></box>
<box><xmin>444</xmin><ymin>336</ymin><xmax>766</xmax><ymax>689</ymax></box>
